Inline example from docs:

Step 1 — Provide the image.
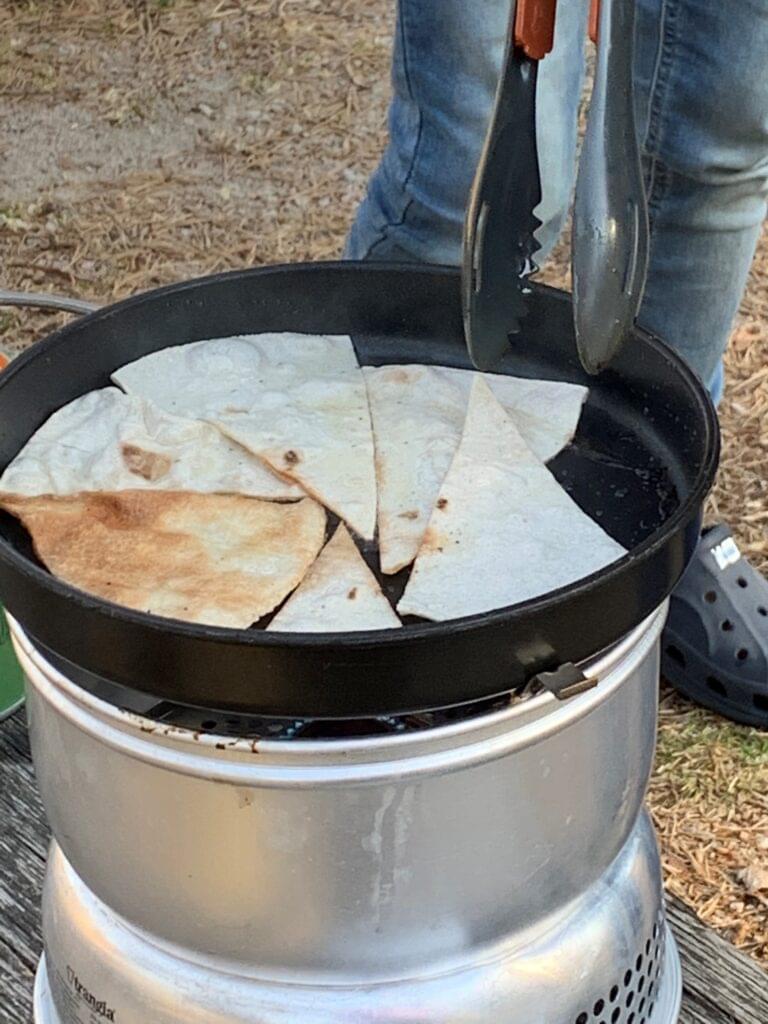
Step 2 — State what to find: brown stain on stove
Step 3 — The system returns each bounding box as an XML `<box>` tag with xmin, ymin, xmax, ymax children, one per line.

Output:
<box><xmin>347</xmin><ymin>587</ymin><xmax>358</xmax><ymax>600</ymax></box>
<box><xmin>236</xmin><ymin>788</ymin><xmax>254</xmax><ymax>810</ymax></box>
<box><xmin>283</xmin><ymin>449</ymin><xmax>301</xmax><ymax>466</ymax></box>
<box><xmin>436</xmin><ymin>498</ymin><xmax>448</xmax><ymax>510</ymax></box>
<box><xmin>398</xmin><ymin>510</ymin><xmax>419</xmax><ymax>520</ymax></box>
<box><xmin>121</xmin><ymin>443</ymin><xmax>173</xmax><ymax>482</ymax></box>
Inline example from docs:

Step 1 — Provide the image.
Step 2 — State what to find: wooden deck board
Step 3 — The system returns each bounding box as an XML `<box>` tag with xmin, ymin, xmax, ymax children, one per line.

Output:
<box><xmin>1</xmin><ymin>709</ymin><xmax>766</xmax><ymax>1023</ymax></box>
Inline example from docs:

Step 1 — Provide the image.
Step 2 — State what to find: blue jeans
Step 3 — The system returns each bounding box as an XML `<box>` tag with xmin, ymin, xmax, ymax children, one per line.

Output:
<box><xmin>346</xmin><ymin>0</ymin><xmax>768</xmax><ymax>398</ymax></box>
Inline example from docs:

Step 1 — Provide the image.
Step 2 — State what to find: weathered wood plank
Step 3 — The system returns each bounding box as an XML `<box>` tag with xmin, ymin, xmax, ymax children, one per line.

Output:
<box><xmin>671</xmin><ymin>896</ymin><xmax>768</xmax><ymax>1024</ymax></box>
<box><xmin>1</xmin><ymin>709</ymin><xmax>766</xmax><ymax>1023</ymax></box>
<box><xmin>0</xmin><ymin>709</ymin><xmax>45</xmax><ymax>1024</ymax></box>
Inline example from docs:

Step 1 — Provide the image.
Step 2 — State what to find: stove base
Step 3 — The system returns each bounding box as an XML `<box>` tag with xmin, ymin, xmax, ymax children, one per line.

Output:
<box><xmin>34</xmin><ymin>943</ymin><xmax>682</xmax><ymax>1024</ymax></box>
<box><xmin>33</xmin><ymin>822</ymin><xmax>681</xmax><ymax>1024</ymax></box>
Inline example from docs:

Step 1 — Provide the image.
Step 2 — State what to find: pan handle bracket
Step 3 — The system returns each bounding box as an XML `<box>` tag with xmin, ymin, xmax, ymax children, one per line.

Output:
<box><xmin>526</xmin><ymin>662</ymin><xmax>599</xmax><ymax>701</ymax></box>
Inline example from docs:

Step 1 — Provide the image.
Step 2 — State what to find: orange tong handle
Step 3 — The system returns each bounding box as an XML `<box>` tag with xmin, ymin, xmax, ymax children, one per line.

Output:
<box><xmin>514</xmin><ymin>0</ymin><xmax>558</xmax><ymax>60</ymax></box>
<box><xmin>589</xmin><ymin>0</ymin><xmax>600</xmax><ymax>43</ymax></box>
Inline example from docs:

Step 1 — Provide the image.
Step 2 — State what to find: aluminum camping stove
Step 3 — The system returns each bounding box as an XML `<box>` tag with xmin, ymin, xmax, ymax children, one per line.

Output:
<box><xmin>13</xmin><ymin>607</ymin><xmax>681</xmax><ymax>1024</ymax></box>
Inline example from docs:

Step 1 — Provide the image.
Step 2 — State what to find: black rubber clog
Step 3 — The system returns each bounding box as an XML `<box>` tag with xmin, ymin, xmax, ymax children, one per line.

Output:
<box><xmin>662</xmin><ymin>524</ymin><xmax>768</xmax><ymax>728</ymax></box>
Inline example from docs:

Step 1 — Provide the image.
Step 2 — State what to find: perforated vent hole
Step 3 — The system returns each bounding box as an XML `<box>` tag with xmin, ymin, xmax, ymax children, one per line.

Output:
<box><xmin>571</xmin><ymin>922</ymin><xmax>665</xmax><ymax>1024</ymax></box>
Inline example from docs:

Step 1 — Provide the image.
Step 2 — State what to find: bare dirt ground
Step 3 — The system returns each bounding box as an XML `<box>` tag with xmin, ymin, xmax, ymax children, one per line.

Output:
<box><xmin>1</xmin><ymin>0</ymin><xmax>767</xmax><ymax>962</ymax></box>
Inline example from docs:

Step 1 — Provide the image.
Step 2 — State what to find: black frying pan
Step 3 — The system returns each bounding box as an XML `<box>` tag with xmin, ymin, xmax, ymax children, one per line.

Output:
<box><xmin>0</xmin><ymin>263</ymin><xmax>718</xmax><ymax>717</ymax></box>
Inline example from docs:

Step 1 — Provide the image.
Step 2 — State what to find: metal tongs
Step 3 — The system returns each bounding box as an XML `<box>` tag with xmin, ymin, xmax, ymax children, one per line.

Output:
<box><xmin>462</xmin><ymin>0</ymin><xmax>649</xmax><ymax>376</ymax></box>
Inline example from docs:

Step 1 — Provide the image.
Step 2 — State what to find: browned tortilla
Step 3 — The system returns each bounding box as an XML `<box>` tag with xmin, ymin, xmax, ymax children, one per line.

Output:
<box><xmin>0</xmin><ymin>490</ymin><xmax>326</xmax><ymax>628</ymax></box>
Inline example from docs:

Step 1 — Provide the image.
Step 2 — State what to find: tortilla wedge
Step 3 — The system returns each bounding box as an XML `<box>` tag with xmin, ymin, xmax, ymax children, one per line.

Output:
<box><xmin>0</xmin><ymin>387</ymin><xmax>303</xmax><ymax>500</ymax></box>
<box><xmin>364</xmin><ymin>365</ymin><xmax>587</xmax><ymax>574</ymax></box>
<box><xmin>396</xmin><ymin>377</ymin><xmax>625</xmax><ymax>621</ymax></box>
<box><xmin>269</xmin><ymin>523</ymin><xmax>401</xmax><ymax>632</ymax></box>
<box><xmin>113</xmin><ymin>334</ymin><xmax>377</xmax><ymax>539</ymax></box>
<box><xmin>0</xmin><ymin>490</ymin><xmax>326</xmax><ymax>628</ymax></box>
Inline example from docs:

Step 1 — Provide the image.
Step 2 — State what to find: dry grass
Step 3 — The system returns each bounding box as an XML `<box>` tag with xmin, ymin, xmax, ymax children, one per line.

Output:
<box><xmin>1</xmin><ymin>0</ymin><xmax>766</xmax><ymax>964</ymax></box>
<box><xmin>651</xmin><ymin>692</ymin><xmax>768</xmax><ymax>960</ymax></box>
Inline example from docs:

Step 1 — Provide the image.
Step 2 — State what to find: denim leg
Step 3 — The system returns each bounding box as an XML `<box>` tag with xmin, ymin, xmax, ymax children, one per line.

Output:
<box><xmin>633</xmin><ymin>0</ymin><xmax>768</xmax><ymax>388</ymax></box>
<box><xmin>344</xmin><ymin>0</ymin><xmax>587</xmax><ymax>265</ymax></box>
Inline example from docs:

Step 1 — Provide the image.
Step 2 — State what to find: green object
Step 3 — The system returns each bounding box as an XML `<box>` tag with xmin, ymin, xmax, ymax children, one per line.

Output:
<box><xmin>0</xmin><ymin>606</ymin><xmax>24</xmax><ymax>720</ymax></box>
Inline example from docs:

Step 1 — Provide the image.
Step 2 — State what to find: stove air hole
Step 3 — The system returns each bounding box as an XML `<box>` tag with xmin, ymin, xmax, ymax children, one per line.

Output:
<box><xmin>754</xmin><ymin>694</ymin><xmax>768</xmax><ymax>712</ymax></box>
<box><xmin>576</xmin><ymin>929</ymin><xmax>660</xmax><ymax>1024</ymax></box>
<box><xmin>758</xmin><ymin>606</ymin><xmax>767</xmax><ymax>616</ymax></box>
<box><xmin>201</xmin><ymin>720</ymin><xmax>217</xmax><ymax>731</ymax></box>
<box><xmin>704</xmin><ymin>590</ymin><xmax>717</xmax><ymax>603</ymax></box>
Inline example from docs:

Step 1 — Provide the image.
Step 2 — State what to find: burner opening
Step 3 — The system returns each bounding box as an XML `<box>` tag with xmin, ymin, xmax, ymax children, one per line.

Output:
<box><xmin>131</xmin><ymin>692</ymin><xmax>517</xmax><ymax>741</ymax></box>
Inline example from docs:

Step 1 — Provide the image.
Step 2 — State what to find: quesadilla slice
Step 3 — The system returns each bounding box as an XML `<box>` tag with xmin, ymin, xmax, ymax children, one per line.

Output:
<box><xmin>269</xmin><ymin>523</ymin><xmax>401</xmax><ymax>632</ymax></box>
<box><xmin>113</xmin><ymin>333</ymin><xmax>377</xmax><ymax>539</ymax></box>
<box><xmin>397</xmin><ymin>377</ymin><xmax>624</xmax><ymax>621</ymax></box>
<box><xmin>364</xmin><ymin>365</ymin><xmax>587</xmax><ymax>574</ymax></box>
<box><xmin>0</xmin><ymin>387</ymin><xmax>303</xmax><ymax>500</ymax></box>
<box><xmin>0</xmin><ymin>490</ymin><xmax>326</xmax><ymax>628</ymax></box>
